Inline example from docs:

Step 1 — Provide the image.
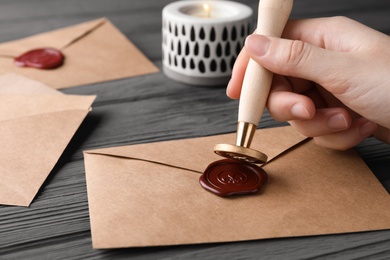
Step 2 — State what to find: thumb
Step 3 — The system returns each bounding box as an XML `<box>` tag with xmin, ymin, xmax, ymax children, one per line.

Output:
<box><xmin>244</xmin><ymin>34</ymin><xmax>351</xmax><ymax>92</ymax></box>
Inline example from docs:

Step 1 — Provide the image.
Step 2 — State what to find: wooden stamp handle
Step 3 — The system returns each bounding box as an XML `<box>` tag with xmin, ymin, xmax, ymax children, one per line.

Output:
<box><xmin>238</xmin><ymin>0</ymin><xmax>293</xmax><ymax>125</ymax></box>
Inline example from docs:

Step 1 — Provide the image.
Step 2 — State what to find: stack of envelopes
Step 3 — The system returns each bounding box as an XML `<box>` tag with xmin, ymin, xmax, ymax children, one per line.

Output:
<box><xmin>0</xmin><ymin>17</ymin><xmax>159</xmax><ymax>206</ymax></box>
<box><xmin>0</xmin><ymin>74</ymin><xmax>95</xmax><ymax>206</ymax></box>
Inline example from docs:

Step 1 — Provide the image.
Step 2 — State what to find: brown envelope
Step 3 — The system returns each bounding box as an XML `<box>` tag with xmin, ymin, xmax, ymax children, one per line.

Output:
<box><xmin>0</xmin><ymin>74</ymin><xmax>96</xmax><ymax>206</ymax></box>
<box><xmin>0</xmin><ymin>18</ymin><xmax>159</xmax><ymax>89</ymax></box>
<box><xmin>84</xmin><ymin>126</ymin><xmax>390</xmax><ymax>249</ymax></box>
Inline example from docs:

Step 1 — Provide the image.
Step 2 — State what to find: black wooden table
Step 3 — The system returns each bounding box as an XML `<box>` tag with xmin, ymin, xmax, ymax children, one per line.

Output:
<box><xmin>1</xmin><ymin>0</ymin><xmax>390</xmax><ymax>259</ymax></box>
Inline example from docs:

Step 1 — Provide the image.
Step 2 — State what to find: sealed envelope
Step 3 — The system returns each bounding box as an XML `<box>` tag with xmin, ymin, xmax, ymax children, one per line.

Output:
<box><xmin>0</xmin><ymin>74</ymin><xmax>95</xmax><ymax>206</ymax></box>
<box><xmin>84</xmin><ymin>126</ymin><xmax>390</xmax><ymax>248</ymax></box>
<box><xmin>0</xmin><ymin>18</ymin><xmax>158</xmax><ymax>89</ymax></box>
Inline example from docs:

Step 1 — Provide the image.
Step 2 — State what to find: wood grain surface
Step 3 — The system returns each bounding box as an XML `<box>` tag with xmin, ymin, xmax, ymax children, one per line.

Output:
<box><xmin>0</xmin><ymin>0</ymin><xmax>389</xmax><ymax>259</ymax></box>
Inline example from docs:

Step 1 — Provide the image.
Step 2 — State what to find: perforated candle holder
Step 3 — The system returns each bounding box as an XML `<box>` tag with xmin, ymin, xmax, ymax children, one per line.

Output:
<box><xmin>162</xmin><ymin>1</ymin><xmax>252</xmax><ymax>86</ymax></box>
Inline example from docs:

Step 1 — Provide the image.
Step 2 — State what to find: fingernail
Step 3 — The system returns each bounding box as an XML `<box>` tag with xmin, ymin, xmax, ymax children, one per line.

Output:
<box><xmin>359</xmin><ymin>121</ymin><xmax>377</xmax><ymax>136</ymax></box>
<box><xmin>327</xmin><ymin>113</ymin><xmax>348</xmax><ymax>129</ymax></box>
<box><xmin>291</xmin><ymin>103</ymin><xmax>311</xmax><ymax>119</ymax></box>
<box><xmin>245</xmin><ymin>35</ymin><xmax>270</xmax><ymax>57</ymax></box>
<box><xmin>226</xmin><ymin>79</ymin><xmax>232</xmax><ymax>97</ymax></box>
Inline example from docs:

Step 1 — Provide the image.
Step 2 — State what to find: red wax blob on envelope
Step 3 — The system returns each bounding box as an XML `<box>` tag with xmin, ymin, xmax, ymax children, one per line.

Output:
<box><xmin>14</xmin><ymin>48</ymin><xmax>64</xmax><ymax>69</ymax></box>
<box><xmin>200</xmin><ymin>159</ymin><xmax>268</xmax><ymax>197</ymax></box>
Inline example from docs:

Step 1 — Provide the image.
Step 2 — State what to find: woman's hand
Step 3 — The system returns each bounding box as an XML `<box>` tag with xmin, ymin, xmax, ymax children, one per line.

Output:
<box><xmin>227</xmin><ymin>17</ymin><xmax>390</xmax><ymax>149</ymax></box>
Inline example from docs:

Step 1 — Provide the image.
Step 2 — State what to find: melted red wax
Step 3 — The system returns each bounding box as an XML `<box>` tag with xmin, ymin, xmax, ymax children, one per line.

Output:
<box><xmin>199</xmin><ymin>159</ymin><xmax>268</xmax><ymax>197</ymax></box>
<box><xmin>14</xmin><ymin>48</ymin><xmax>64</xmax><ymax>69</ymax></box>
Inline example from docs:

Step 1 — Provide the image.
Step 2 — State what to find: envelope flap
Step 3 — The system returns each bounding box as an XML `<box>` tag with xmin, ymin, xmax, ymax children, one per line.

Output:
<box><xmin>0</xmin><ymin>94</ymin><xmax>95</xmax><ymax>121</ymax></box>
<box><xmin>0</xmin><ymin>109</ymin><xmax>90</xmax><ymax>206</ymax></box>
<box><xmin>85</xmin><ymin>126</ymin><xmax>307</xmax><ymax>173</ymax></box>
<box><xmin>0</xmin><ymin>18</ymin><xmax>106</xmax><ymax>56</ymax></box>
<box><xmin>0</xmin><ymin>74</ymin><xmax>61</xmax><ymax>94</ymax></box>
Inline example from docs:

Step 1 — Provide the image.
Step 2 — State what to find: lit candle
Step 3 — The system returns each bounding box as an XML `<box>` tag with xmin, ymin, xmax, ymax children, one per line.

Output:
<box><xmin>179</xmin><ymin>1</ymin><xmax>240</xmax><ymax>19</ymax></box>
<box><xmin>162</xmin><ymin>1</ymin><xmax>252</xmax><ymax>86</ymax></box>
<box><xmin>184</xmin><ymin>3</ymin><xmax>212</xmax><ymax>18</ymax></box>
<box><xmin>203</xmin><ymin>4</ymin><xmax>211</xmax><ymax>18</ymax></box>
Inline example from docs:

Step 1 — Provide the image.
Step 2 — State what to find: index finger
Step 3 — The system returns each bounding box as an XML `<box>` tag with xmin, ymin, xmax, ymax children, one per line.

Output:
<box><xmin>226</xmin><ymin>47</ymin><xmax>250</xmax><ymax>99</ymax></box>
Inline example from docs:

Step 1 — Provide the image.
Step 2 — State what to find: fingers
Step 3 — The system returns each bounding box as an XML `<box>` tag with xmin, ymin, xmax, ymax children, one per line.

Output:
<box><xmin>244</xmin><ymin>34</ymin><xmax>351</xmax><ymax>94</ymax></box>
<box><xmin>282</xmin><ymin>17</ymin><xmax>356</xmax><ymax>50</ymax></box>
<box><xmin>283</xmin><ymin>17</ymin><xmax>384</xmax><ymax>52</ymax></box>
<box><xmin>226</xmin><ymin>48</ymin><xmax>250</xmax><ymax>99</ymax></box>
<box><xmin>267</xmin><ymin>76</ymin><xmax>315</xmax><ymax>121</ymax></box>
<box><xmin>267</xmin><ymin>82</ymin><xmax>375</xmax><ymax>150</ymax></box>
<box><xmin>289</xmin><ymin>108</ymin><xmax>352</xmax><ymax>137</ymax></box>
<box><xmin>285</xmin><ymin>111</ymin><xmax>377</xmax><ymax>150</ymax></box>
<box><xmin>227</xmin><ymin>17</ymin><xmax>366</xmax><ymax>100</ymax></box>
<box><xmin>312</xmin><ymin>118</ymin><xmax>378</xmax><ymax>150</ymax></box>
<box><xmin>225</xmin><ymin>17</ymin><xmax>386</xmax><ymax>150</ymax></box>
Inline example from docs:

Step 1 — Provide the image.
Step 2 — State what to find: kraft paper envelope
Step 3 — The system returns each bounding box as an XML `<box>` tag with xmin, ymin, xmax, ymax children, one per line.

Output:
<box><xmin>0</xmin><ymin>73</ymin><xmax>60</xmax><ymax>95</ymax></box>
<box><xmin>84</xmin><ymin>126</ymin><xmax>390</xmax><ymax>248</ymax></box>
<box><xmin>0</xmin><ymin>74</ymin><xmax>96</xmax><ymax>206</ymax></box>
<box><xmin>0</xmin><ymin>18</ymin><xmax>159</xmax><ymax>89</ymax></box>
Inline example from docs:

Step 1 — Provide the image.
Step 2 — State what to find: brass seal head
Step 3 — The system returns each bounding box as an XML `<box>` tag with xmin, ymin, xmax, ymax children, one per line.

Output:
<box><xmin>214</xmin><ymin>122</ymin><xmax>268</xmax><ymax>164</ymax></box>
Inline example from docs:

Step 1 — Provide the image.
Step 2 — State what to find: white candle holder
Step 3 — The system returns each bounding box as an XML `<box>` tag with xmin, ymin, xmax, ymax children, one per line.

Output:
<box><xmin>162</xmin><ymin>1</ymin><xmax>253</xmax><ymax>86</ymax></box>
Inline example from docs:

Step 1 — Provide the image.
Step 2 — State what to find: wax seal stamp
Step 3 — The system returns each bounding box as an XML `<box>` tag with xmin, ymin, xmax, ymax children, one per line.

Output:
<box><xmin>214</xmin><ymin>122</ymin><xmax>268</xmax><ymax>164</ymax></box>
<box><xmin>199</xmin><ymin>159</ymin><xmax>267</xmax><ymax>197</ymax></box>
<box><xmin>14</xmin><ymin>48</ymin><xmax>64</xmax><ymax>69</ymax></box>
<box><xmin>213</xmin><ymin>0</ymin><xmax>293</xmax><ymax>164</ymax></box>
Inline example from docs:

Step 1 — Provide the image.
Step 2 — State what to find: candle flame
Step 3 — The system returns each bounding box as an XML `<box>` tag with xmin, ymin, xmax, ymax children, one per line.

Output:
<box><xmin>203</xmin><ymin>3</ymin><xmax>211</xmax><ymax>18</ymax></box>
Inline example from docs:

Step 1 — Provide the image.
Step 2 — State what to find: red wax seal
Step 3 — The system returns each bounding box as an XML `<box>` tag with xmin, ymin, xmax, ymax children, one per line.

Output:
<box><xmin>199</xmin><ymin>159</ymin><xmax>268</xmax><ymax>197</ymax></box>
<box><xmin>14</xmin><ymin>48</ymin><xmax>64</xmax><ymax>69</ymax></box>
